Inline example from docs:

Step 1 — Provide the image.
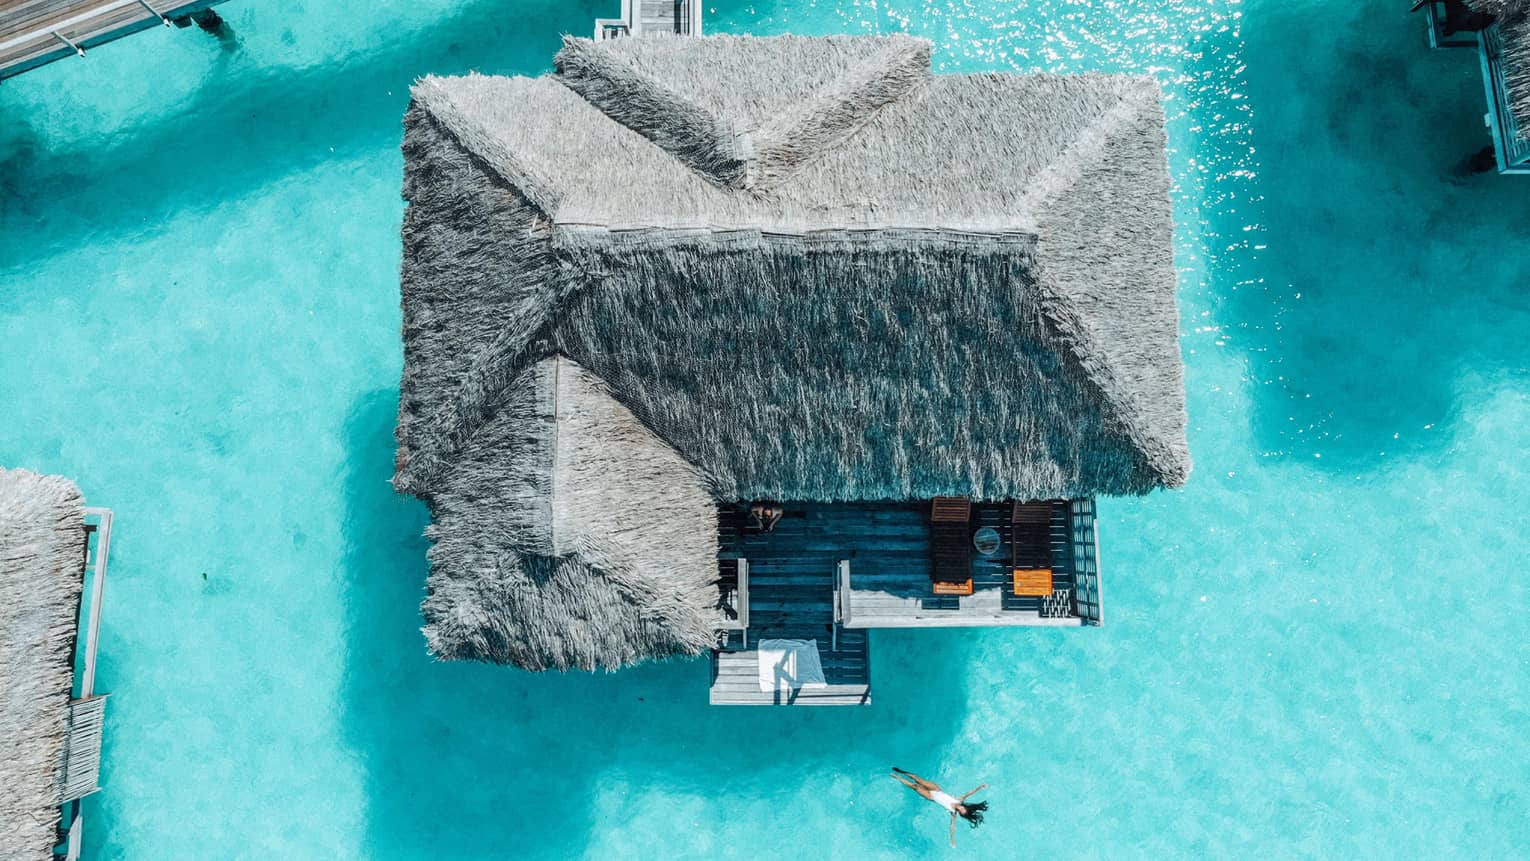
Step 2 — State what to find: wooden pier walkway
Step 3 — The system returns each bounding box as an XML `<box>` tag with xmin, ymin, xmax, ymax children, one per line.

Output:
<box><xmin>593</xmin><ymin>0</ymin><xmax>700</xmax><ymax>41</ymax></box>
<box><xmin>1</xmin><ymin>0</ymin><xmax>228</xmax><ymax>80</ymax></box>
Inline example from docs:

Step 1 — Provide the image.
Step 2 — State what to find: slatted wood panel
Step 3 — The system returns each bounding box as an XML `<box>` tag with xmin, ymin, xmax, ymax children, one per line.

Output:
<box><xmin>0</xmin><ymin>0</ymin><xmax>225</xmax><ymax>79</ymax></box>
<box><xmin>1070</xmin><ymin>498</ymin><xmax>1102</xmax><ymax>624</ymax></box>
<box><xmin>709</xmin><ymin>639</ymin><xmax>870</xmax><ymax>705</ymax></box>
<box><xmin>59</xmin><ymin>695</ymin><xmax>107</xmax><ymax>802</ymax></box>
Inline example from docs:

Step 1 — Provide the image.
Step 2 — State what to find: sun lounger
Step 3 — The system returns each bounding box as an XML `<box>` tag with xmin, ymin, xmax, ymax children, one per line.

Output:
<box><xmin>930</xmin><ymin>496</ymin><xmax>973</xmax><ymax>595</ymax></box>
<box><xmin>1011</xmin><ymin>501</ymin><xmax>1053</xmax><ymax>594</ymax></box>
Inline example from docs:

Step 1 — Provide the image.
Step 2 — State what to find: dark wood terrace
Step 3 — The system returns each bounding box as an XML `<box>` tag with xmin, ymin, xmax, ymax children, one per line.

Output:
<box><xmin>708</xmin><ymin>498</ymin><xmax>1102</xmax><ymax>706</ymax></box>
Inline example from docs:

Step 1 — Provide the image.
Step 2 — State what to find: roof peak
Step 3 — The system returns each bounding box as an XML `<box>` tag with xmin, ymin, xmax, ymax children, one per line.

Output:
<box><xmin>553</xmin><ymin>34</ymin><xmax>932</xmax><ymax>191</ymax></box>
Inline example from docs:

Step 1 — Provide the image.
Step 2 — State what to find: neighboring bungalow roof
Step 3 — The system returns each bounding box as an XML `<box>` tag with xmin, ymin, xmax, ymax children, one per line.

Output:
<box><xmin>0</xmin><ymin>468</ymin><xmax>85</xmax><ymax>861</ymax></box>
<box><xmin>394</xmin><ymin>34</ymin><xmax>1188</xmax><ymax>670</ymax></box>
<box><xmin>1470</xmin><ymin>1</ymin><xmax>1530</xmax><ymax>137</ymax></box>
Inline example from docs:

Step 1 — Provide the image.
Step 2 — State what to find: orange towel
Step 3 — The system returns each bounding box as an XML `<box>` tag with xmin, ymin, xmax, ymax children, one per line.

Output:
<box><xmin>1013</xmin><ymin>568</ymin><xmax>1053</xmax><ymax>596</ymax></box>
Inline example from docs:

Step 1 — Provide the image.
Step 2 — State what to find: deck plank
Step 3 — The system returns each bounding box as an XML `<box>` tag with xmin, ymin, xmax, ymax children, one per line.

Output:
<box><xmin>1</xmin><ymin>0</ymin><xmax>227</xmax><ymax>79</ymax></box>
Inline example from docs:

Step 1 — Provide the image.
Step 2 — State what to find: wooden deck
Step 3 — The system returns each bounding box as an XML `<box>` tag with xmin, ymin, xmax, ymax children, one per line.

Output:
<box><xmin>712</xmin><ymin>507</ymin><xmax>871</xmax><ymax>705</ymax></box>
<box><xmin>593</xmin><ymin>0</ymin><xmax>699</xmax><ymax>40</ymax></box>
<box><xmin>709</xmin><ymin>643</ymin><xmax>871</xmax><ymax>706</ymax></box>
<box><xmin>841</xmin><ymin>502</ymin><xmax>1084</xmax><ymax>627</ymax></box>
<box><xmin>707</xmin><ymin>499</ymin><xmax>1102</xmax><ymax>705</ymax></box>
<box><xmin>0</xmin><ymin>0</ymin><xmax>227</xmax><ymax>80</ymax></box>
<box><xmin>721</xmin><ymin>501</ymin><xmax>1086</xmax><ymax>628</ymax></box>
<box><xmin>1479</xmin><ymin>23</ymin><xmax>1530</xmax><ymax>173</ymax></box>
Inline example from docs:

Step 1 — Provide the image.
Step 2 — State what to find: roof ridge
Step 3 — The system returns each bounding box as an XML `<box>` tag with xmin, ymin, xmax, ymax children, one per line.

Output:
<box><xmin>1013</xmin><ymin>77</ymin><xmax>1159</xmax><ymax>221</ymax></box>
<box><xmin>412</xmin><ymin>75</ymin><xmax>566</xmax><ymax>213</ymax></box>
<box><xmin>743</xmin><ymin>36</ymin><xmax>931</xmax><ymax>190</ymax></box>
<box><xmin>554</xmin><ymin>35</ymin><xmax>932</xmax><ymax>193</ymax></box>
<box><xmin>1032</xmin><ymin>279</ymin><xmax>1189</xmax><ymax>487</ymax></box>
<box><xmin>555</xmin><ymin>36</ymin><xmax>747</xmax><ymax>188</ymax></box>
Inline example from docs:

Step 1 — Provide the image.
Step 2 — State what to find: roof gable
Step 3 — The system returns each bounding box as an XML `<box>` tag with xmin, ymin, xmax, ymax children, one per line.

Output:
<box><xmin>554</xmin><ymin>34</ymin><xmax>931</xmax><ymax>190</ymax></box>
<box><xmin>420</xmin><ymin>357</ymin><xmax>719</xmax><ymax>670</ymax></box>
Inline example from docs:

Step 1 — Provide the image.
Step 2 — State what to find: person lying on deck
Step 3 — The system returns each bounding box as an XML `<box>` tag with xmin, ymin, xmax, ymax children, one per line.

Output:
<box><xmin>748</xmin><ymin>502</ymin><xmax>783</xmax><ymax>533</ymax></box>
<box><xmin>891</xmin><ymin>767</ymin><xmax>989</xmax><ymax>847</ymax></box>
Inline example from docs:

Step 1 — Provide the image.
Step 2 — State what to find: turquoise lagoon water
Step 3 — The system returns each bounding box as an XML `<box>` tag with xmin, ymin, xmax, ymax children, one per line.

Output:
<box><xmin>2</xmin><ymin>0</ymin><xmax>1528</xmax><ymax>856</ymax></box>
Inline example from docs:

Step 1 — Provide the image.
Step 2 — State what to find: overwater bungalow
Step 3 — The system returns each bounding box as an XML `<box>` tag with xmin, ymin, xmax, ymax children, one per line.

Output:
<box><xmin>1418</xmin><ymin>0</ymin><xmax>1530</xmax><ymax>172</ymax></box>
<box><xmin>393</xmin><ymin>34</ymin><xmax>1189</xmax><ymax>705</ymax></box>
<box><xmin>0</xmin><ymin>468</ymin><xmax>113</xmax><ymax>859</ymax></box>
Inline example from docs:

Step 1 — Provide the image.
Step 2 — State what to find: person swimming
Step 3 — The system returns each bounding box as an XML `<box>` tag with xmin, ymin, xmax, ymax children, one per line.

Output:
<box><xmin>891</xmin><ymin>767</ymin><xmax>989</xmax><ymax>847</ymax></box>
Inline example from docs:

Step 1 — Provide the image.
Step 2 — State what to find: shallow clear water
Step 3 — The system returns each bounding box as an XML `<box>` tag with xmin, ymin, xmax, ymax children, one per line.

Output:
<box><xmin>3</xmin><ymin>0</ymin><xmax>1528</xmax><ymax>857</ymax></box>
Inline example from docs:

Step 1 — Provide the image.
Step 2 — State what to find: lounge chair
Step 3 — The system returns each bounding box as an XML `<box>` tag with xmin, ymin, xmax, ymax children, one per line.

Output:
<box><xmin>1011</xmin><ymin>501</ymin><xmax>1054</xmax><ymax>596</ymax></box>
<box><xmin>929</xmin><ymin>496</ymin><xmax>973</xmax><ymax>596</ymax></box>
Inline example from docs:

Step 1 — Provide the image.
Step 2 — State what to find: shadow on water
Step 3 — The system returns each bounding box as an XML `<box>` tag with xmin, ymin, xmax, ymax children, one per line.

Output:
<box><xmin>0</xmin><ymin>0</ymin><xmax>602</xmax><ymax>273</ymax></box>
<box><xmin>1222</xmin><ymin>1</ymin><xmax>1530</xmax><ymax>470</ymax></box>
<box><xmin>339</xmin><ymin>390</ymin><xmax>975</xmax><ymax>858</ymax></box>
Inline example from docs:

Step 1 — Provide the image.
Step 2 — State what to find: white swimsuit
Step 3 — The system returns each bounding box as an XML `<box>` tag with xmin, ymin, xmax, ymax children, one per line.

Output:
<box><xmin>929</xmin><ymin>790</ymin><xmax>960</xmax><ymax>813</ymax></box>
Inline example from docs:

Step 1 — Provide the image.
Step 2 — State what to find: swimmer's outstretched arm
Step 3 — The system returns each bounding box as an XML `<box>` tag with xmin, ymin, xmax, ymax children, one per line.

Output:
<box><xmin>960</xmin><ymin>783</ymin><xmax>988</xmax><ymax>801</ymax></box>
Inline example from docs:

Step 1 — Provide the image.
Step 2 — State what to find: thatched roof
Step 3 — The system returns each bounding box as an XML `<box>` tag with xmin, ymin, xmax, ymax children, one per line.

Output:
<box><xmin>395</xmin><ymin>34</ymin><xmax>1188</xmax><ymax>670</ymax></box>
<box><xmin>0</xmin><ymin>468</ymin><xmax>85</xmax><ymax>860</ymax></box>
<box><xmin>1467</xmin><ymin>1</ymin><xmax>1530</xmax><ymax>138</ymax></box>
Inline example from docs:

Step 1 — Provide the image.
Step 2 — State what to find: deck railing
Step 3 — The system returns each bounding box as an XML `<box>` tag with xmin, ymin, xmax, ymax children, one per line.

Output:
<box><xmin>592</xmin><ymin>0</ymin><xmax>633</xmax><ymax>40</ymax></box>
<box><xmin>717</xmin><ymin>557</ymin><xmax>749</xmax><ymax>642</ymax></box>
<box><xmin>1069</xmin><ymin>498</ymin><xmax>1102</xmax><ymax>625</ymax></box>
<box><xmin>55</xmin><ymin>507</ymin><xmax>113</xmax><ymax>861</ymax></box>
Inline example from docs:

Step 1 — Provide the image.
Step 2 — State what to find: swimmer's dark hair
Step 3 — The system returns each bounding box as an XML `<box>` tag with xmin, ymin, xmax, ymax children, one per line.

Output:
<box><xmin>958</xmin><ymin>800</ymin><xmax>988</xmax><ymax>828</ymax></box>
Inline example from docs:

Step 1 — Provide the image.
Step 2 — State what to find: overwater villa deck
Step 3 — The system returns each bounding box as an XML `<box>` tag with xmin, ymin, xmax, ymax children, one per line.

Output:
<box><xmin>711</xmin><ymin>499</ymin><xmax>1101</xmax><ymax>705</ymax></box>
<box><xmin>593</xmin><ymin>0</ymin><xmax>699</xmax><ymax>40</ymax></box>
<box><xmin>0</xmin><ymin>0</ymin><xmax>231</xmax><ymax>80</ymax></box>
<box><xmin>1478</xmin><ymin>21</ymin><xmax>1530</xmax><ymax>172</ymax></box>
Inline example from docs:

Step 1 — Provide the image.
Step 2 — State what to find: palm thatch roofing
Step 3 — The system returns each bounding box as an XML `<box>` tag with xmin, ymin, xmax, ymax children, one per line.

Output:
<box><xmin>0</xmin><ymin>468</ymin><xmax>85</xmax><ymax>861</ymax></box>
<box><xmin>395</xmin><ymin>34</ymin><xmax>1189</xmax><ymax>671</ymax></box>
<box><xmin>1481</xmin><ymin>0</ymin><xmax>1530</xmax><ymax>136</ymax></box>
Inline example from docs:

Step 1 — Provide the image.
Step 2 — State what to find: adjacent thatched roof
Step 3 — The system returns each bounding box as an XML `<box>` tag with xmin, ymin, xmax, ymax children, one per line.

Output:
<box><xmin>394</xmin><ymin>34</ymin><xmax>1188</xmax><ymax>671</ymax></box>
<box><xmin>1467</xmin><ymin>1</ymin><xmax>1530</xmax><ymax>138</ymax></box>
<box><xmin>0</xmin><ymin>468</ymin><xmax>85</xmax><ymax>861</ymax></box>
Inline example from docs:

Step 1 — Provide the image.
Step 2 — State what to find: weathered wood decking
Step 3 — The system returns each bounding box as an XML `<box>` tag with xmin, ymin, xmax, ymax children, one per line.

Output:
<box><xmin>724</xmin><ymin>501</ymin><xmax>1086</xmax><ymax>626</ymax></box>
<box><xmin>840</xmin><ymin>502</ymin><xmax>1084</xmax><ymax>628</ymax></box>
<box><xmin>708</xmin><ymin>499</ymin><xmax>1101</xmax><ymax>705</ymax></box>
<box><xmin>710</xmin><ymin>644</ymin><xmax>871</xmax><ymax>706</ymax></box>
<box><xmin>593</xmin><ymin>0</ymin><xmax>699</xmax><ymax>40</ymax></box>
<box><xmin>711</xmin><ymin>506</ymin><xmax>871</xmax><ymax>705</ymax></box>
<box><xmin>0</xmin><ymin>0</ymin><xmax>226</xmax><ymax>80</ymax></box>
